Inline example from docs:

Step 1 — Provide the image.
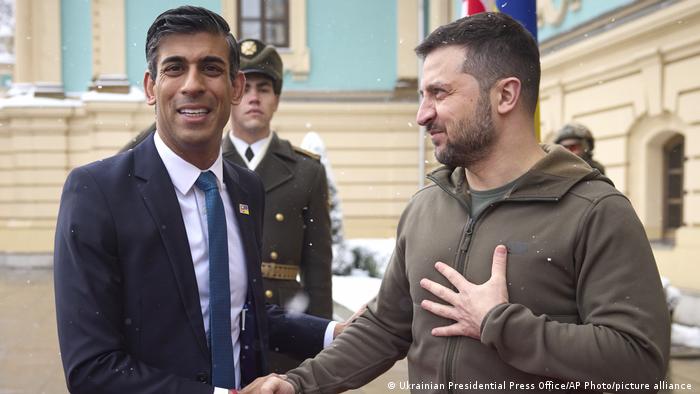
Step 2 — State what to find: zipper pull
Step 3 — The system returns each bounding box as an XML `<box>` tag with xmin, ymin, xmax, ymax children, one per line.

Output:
<box><xmin>460</xmin><ymin>218</ymin><xmax>475</xmax><ymax>251</ymax></box>
<box><xmin>241</xmin><ymin>304</ymin><xmax>248</xmax><ymax>331</ymax></box>
<box><xmin>466</xmin><ymin>218</ymin><xmax>475</xmax><ymax>235</ymax></box>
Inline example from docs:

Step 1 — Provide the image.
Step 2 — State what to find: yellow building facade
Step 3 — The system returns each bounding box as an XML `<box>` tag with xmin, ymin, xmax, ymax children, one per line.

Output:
<box><xmin>539</xmin><ymin>0</ymin><xmax>700</xmax><ymax>290</ymax></box>
<box><xmin>0</xmin><ymin>0</ymin><xmax>698</xmax><ymax>292</ymax></box>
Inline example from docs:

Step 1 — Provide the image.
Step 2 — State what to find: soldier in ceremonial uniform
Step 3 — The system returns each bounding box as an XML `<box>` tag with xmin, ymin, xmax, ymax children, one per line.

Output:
<box><xmin>222</xmin><ymin>39</ymin><xmax>333</xmax><ymax>372</ymax></box>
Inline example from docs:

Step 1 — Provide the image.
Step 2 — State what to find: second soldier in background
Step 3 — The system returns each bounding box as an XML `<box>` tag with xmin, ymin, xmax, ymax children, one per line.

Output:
<box><xmin>222</xmin><ymin>39</ymin><xmax>333</xmax><ymax>372</ymax></box>
<box><xmin>554</xmin><ymin>122</ymin><xmax>606</xmax><ymax>175</ymax></box>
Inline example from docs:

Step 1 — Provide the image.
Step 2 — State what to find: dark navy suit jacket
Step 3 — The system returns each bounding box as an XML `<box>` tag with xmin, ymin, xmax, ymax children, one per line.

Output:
<box><xmin>54</xmin><ymin>135</ymin><xmax>328</xmax><ymax>394</ymax></box>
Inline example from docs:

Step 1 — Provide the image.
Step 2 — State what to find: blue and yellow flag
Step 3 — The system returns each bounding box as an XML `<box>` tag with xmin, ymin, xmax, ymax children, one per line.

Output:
<box><xmin>462</xmin><ymin>0</ymin><xmax>536</xmax><ymax>39</ymax></box>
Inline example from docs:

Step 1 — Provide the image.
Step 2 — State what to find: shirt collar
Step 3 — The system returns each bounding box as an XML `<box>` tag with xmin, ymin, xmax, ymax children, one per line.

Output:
<box><xmin>229</xmin><ymin>131</ymin><xmax>273</xmax><ymax>169</ymax></box>
<box><xmin>154</xmin><ymin>130</ymin><xmax>225</xmax><ymax>195</ymax></box>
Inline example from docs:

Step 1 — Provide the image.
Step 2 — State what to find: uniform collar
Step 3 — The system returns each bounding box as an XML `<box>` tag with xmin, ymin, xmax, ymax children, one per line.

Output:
<box><xmin>228</xmin><ymin>131</ymin><xmax>273</xmax><ymax>170</ymax></box>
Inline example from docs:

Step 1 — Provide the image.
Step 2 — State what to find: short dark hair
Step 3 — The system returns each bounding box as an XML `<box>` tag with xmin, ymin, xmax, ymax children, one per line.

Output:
<box><xmin>415</xmin><ymin>12</ymin><xmax>540</xmax><ymax>114</ymax></box>
<box><xmin>145</xmin><ymin>6</ymin><xmax>239</xmax><ymax>81</ymax></box>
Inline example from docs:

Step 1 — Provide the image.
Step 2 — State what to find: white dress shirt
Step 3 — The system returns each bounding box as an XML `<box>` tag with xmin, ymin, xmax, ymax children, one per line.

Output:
<box><xmin>154</xmin><ymin>132</ymin><xmax>246</xmax><ymax>391</ymax></box>
<box><xmin>229</xmin><ymin>132</ymin><xmax>272</xmax><ymax>170</ymax></box>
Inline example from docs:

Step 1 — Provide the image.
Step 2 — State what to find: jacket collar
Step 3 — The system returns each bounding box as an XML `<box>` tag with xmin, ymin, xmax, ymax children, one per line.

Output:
<box><xmin>223</xmin><ymin>132</ymin><xmax>296</xmax><ymax>163</ymax></box>
<box><xmin>265</xmin><ymin>132</ymin><xmax>296</xmax><ymax>162</ymax></box>
<box><xmin>427</xmin><ymin>144</ymin><xmax>612</xmax><ymax>202</ymax></box>
<box><xmin>222</xmin><ymin>134</ymin><xmax>246</xmax><ymax>167</ymax></box>
<box><xmin>255</xmin><ymin>133</ymin><xmax>296</xmax><ymax>192</ymax></box>
<box><xmin>224</xmin><ymin>132</ymin><xmax>296</xmax><ymax>192</ymax></box>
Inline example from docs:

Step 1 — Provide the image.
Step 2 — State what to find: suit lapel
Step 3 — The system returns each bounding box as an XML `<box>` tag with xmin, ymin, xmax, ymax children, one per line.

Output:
<box><xmin>222</xmin><ymin>162</ymin><xmax>260</xmax><ymax>283</ymax></box>
<box><xmin>256</xmin><ymin>133</ymin><xmax>295</xmax><ymax>192</ymax></box>
<box><xmin>222</xmin><ymin>161</ymin><xmax>267</xmax><ymax>381</ymax></box>
<box><xmin>132</xmin><ymin>136</ymin><xmax>209</xmax><ymax>358</ymax></box>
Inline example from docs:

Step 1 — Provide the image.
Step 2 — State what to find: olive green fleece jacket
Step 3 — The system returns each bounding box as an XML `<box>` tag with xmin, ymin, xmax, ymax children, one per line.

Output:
<box><xmin>287</xmin><ymin>145</ymin><xmax>670</xmax><ymax>393</ymax></box>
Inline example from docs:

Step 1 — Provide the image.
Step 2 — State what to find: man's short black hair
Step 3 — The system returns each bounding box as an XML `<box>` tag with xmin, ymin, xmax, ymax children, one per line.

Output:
<box><xmin>415</xmin><ymin>12</ymin><xmax>540</xmax><ymax>114</ymax></box>
<box><xmin>145</xmin><ymin>6</ymin><xmax>239</xmax><ymax>81</ymax></box>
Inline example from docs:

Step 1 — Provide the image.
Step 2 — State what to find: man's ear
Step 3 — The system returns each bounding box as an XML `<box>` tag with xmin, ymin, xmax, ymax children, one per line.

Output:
<box><xmin>495</xmin><ymin>77</ymin><xmax>521</xmax><ymax>115</ymax></box>
<box><xmin>231</xmin><ymin>71</ymin><xmax>245</xmax><ymax>105</ymax></box>
<box><xmin>144</xmin><ymin>72</ymin><xmax>157</xmax><ymax>106</ymax></box>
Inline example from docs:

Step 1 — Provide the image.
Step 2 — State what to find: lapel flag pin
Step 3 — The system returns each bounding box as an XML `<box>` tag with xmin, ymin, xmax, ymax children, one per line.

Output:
<box><xmin>239</xmin><ymin>204</ymin><xmax>250</xmax><ymax>215</ymax></box>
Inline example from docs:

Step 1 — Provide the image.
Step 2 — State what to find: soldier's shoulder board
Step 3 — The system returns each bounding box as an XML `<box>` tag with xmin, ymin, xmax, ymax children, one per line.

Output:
<box><xmin>292</xmin><ymin>146</ymin><xmax>321</xmax><ymax>161</ymax></box>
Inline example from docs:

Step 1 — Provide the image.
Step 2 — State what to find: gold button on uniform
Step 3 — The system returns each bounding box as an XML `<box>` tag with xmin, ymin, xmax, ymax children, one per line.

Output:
<box><xmin>265</xmin><ymin>290</ymin><xmax>273</xmax><ymax>299</ymax></box>
<box><xmin>275</xmin><ymin>213</ymin><xmax>284</xmax><ymax>222</ymax></box>
<box><xmin>270</xmin><ymin>251</ymin><xmax>278</xmax><ymax>260</ymax></box>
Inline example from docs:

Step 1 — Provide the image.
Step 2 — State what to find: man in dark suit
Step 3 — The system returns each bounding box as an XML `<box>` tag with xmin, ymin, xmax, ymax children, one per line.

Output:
<box><xmin>221</xmin><ymin>39</ymin><xmax>333</xmax><ymax>373</ymax></box>
<box><xmin>53</xmin><ymin>6</ymin><xmax>331</xmax><ymax>394</ymax></box>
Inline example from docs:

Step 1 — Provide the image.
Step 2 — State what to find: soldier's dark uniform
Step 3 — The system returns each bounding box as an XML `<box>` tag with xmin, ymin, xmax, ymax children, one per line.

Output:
<box><xmin>224</xmin><ymin>39</ymin><xmax>333</xmax><ymax>373</ymax></box>
<box><xmin>222</xmin><ymin>134</ymin><xmax>332</xmax><ymax>319</ymax></box>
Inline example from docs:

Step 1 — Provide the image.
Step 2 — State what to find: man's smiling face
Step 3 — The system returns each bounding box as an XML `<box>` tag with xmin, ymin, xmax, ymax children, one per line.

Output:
<box><xmin>144</xmin><ymin>31</ymin><xmax>243</xmax><ymax>164</ymax></box>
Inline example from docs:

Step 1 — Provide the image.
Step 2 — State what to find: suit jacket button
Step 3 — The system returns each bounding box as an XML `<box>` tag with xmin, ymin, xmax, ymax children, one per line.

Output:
<box><xmin>275</xmin><ymin>213</ymin><xmax>284</xmax><ymax>222</ymax></box>
<box><xmin>270</xmin><ymin>251</ymin><xmax>278</xmax><ymax>260</ymax></box>
<box><xmin>265</xmin><ymin>289</ymin><xmax>274</xmax><ymax>299</ymax></box>
<box><xmin>196</xmin><ymin>372</ymin><xmax>209</xmax><ymax>383</ymax></box>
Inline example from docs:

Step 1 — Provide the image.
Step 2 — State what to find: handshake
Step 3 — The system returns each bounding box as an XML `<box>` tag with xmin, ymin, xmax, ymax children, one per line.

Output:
<box><xmin>238</xmin><ymin>304</ymin><xmax>367</xmax><ymax>394</ymax></box>
<box><xmin>237</xmin><ymin>374</ymin><xmax>294</xmax><ymax>394</ymax></box>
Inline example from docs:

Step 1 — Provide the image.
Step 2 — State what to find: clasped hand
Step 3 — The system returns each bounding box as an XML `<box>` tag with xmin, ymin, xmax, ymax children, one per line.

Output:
<box><xmin>239</xmin><ymin>374</ymin><xmax>293</xmax><ymax>394</ymax></box>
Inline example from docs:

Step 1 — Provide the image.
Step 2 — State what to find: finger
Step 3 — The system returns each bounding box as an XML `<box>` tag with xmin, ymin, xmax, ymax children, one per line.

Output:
<box><xmin>348</xmin><ymin>304</ymin><xmax>367</xmax><ymax>322</ymax></box>
<box><xmin>431</xmin><ymin>322</ymin><xmax>477</xmax><ymax>338</ymax></box>
<box><xmin>420</xmin><ymin>278</ymin><xmax>458</xmax><ymax>304</ymax></box>
<box><xmin>434</xmin><ymin>261</ymin><xmax>472</xmax><ymax>290</ymax></box>
<box><xmin>420</xmin><ymin>299</ymin><xmax>457</xmax><ymax>320</ymax></box>
<box><xmin>260</xmin><ymin>376</ymin><xmax>287</xmax><ymax>394</ymax></box>
<box><xmin>489</xmin><ymin>245</ymin><xmax>508</xmax><ymax>282</ymax></box>
<box><xmin>267</xmin><ymin>379</ymin><xmax>294</xmax><ymax>394</ymax></box>
<box><xmin>260</xmin><ymin>379</ymin><xmax>278</xmax><ymax>394</ymax></box>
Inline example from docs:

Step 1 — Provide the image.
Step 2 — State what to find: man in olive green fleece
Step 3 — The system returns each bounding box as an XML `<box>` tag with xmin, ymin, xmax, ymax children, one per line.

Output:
<box><xmin>243</xmin><ymin>12</ymin><xmax>670</xmax><ymax>394</ymax></box>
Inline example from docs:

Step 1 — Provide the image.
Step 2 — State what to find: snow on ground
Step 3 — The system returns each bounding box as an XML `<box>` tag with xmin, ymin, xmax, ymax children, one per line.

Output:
<box><xmin>331</xmin><ymin>238</ymin><xmax>394</xmax><ymax>312</ymax></box>
<box><xmin>332</xmin><ymin>274</ymin><xmax>383</xmax><ymax>313</ymax></box>
<box><xmin>673</xmin><ymin>323</ymin><xmax>700</xmax><ymax>348</ymax></box>
<box><xmin>343</xmin><ymin>238</ymin><xmax>395</xmax><ymax>275</ymax></box>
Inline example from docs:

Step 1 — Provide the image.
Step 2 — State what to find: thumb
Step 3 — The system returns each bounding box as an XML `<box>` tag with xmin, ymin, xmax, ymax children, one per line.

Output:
<box><xmin>489</xmin><ymin>244</ymin><xmax>508</xmax><ymax>282</ymax></box>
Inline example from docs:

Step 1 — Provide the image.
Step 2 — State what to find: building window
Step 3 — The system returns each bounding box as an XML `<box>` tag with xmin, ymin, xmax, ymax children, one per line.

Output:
<box><xmin>663</xmin><ymin>134</ymin><xmax>684</xmax><ymax>236</ymax></box>
<box><xmin>237</xmin><ymin>0</ymin><xmax>289</xmax><ymax>48</ymax></box>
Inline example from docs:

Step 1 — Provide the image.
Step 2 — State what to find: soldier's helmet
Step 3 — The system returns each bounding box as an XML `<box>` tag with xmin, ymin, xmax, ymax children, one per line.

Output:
<box><xmin>238</xmin><ymin>38</ymin><xmax>283</xmax><ymax>95</ymax></box>
<box><xmin>554</xmin><ymin>122</ymin><xmax>595</xmax><ymax>152</ymax></box>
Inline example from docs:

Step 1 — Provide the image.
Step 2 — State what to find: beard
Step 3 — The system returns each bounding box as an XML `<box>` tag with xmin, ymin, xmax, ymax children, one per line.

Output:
<box><xmin>432</xmin><ymin>93</ymin><xmax>495</xmax><ymax>168</ymax></box>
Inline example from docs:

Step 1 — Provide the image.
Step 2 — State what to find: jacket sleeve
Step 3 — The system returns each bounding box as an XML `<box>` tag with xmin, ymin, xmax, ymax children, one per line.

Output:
<box><xmin>53</xmin><ymin>168</ymin><xmax>212</xmax><ymax>394</ymax></box>
<box><xmin>480</xmin><ymin>193</ymin><xmax>670</xmax><ymax>389</ymax></box>
<box><xmin>266</xmin><ymin>304</ymin><xmax>330</xmax><ymax>359</ymax></box>
<box><xmin>285</xmin><ymin>218</ymin><xmax>413</xmax><ymax>393</ymax></box>
<box><xmin>299</xmin><ymin>164</ymin><xmax>333</xmax><ymax>318</ymax></box>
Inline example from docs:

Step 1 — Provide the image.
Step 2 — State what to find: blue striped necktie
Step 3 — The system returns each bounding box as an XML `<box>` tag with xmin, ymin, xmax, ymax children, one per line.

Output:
<box><xmin>195</xmin><ymin>171</ymin><xmax>235</xmax><ymax>389</ymax></box>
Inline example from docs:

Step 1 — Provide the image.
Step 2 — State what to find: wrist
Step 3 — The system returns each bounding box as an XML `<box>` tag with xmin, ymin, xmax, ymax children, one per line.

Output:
<box><xmin>333</xmin><ymin>322</ymin><xmax>344</xmax><ymax>338</ymax></box>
